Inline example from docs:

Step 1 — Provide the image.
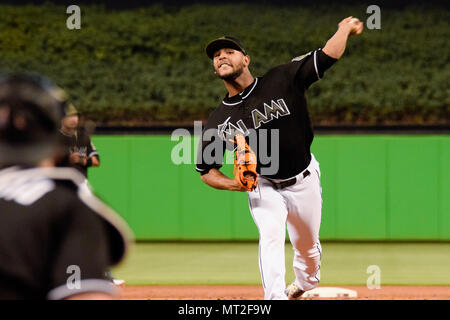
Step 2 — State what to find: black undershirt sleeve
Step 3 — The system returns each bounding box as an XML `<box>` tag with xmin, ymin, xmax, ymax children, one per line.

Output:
<box><xmin>86</xmin><ymin>136</ymin><xmax>99</xmax><ymax>161</ymax></box>
<box><xmin>196</xmin><ymin>133</ymin><xmax>226</xmax><ymax>176</ymax></box>
<box><xmin>195</xmin><ymin>111</ymin><xmax>227</xmax><ymax>175</ymax></box>
<box><xmin>292</xmin><ymin>49</ymin><xmax>338</xmax><ymax>89</ymax></box>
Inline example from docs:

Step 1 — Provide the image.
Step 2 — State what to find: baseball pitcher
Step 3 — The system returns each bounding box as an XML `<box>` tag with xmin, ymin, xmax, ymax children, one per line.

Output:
<box><xmin>196</xmin><ymin>17</ymin><xmax>363</xmax><ymax>299</ymax></box>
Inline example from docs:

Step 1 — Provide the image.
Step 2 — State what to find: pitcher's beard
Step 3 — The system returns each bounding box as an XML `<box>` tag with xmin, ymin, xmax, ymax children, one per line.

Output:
<box><xmin>218</xmin><ymin>66</ymin><xmax>244</xmax><ymax>81</ymax></box>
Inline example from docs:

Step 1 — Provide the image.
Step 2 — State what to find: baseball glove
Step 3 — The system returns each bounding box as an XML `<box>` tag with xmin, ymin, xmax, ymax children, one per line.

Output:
<box><xmin>233</xmin><ymin>134</ymin><xmax>258</xmax><ymax>191</ymax></box>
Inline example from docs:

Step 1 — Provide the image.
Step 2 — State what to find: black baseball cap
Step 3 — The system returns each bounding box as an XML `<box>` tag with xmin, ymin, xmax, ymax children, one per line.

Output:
<box><xmin>205</xmin><ymin>36</ymin><xmax>247</xmax><ymax>59</ymax></box>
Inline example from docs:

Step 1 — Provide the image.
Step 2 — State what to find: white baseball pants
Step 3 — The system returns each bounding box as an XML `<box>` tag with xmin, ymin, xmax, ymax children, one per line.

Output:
<box><xmin>248</xmin><ymin>154</ymin><xmax>323</xmax><ymax>300</ymax></box>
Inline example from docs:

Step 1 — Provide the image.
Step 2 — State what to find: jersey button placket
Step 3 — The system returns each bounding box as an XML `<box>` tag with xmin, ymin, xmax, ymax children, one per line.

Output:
<box><xmin>241</xmin><ymin>98</ymin><xmax>252</xmax><ymax>128</ymax></box>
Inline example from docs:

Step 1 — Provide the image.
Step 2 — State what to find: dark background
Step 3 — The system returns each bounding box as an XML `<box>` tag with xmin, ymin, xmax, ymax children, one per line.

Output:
<box><xmin>4</xmin><ymin>0</ymin><xmax>450</xmax><ymax>9</ymax></box>
<box><xmin>0</xmin><ymin>0</ymin><xmax>448</xmax><ymax>131</ymax></box>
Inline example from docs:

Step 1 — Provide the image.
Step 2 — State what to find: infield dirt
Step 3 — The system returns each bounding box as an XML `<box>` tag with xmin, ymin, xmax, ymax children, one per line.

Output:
<box><xmin>119</xmin><ymin>285</ymin><xmax>450</xmax><ymax>300</ymax></box>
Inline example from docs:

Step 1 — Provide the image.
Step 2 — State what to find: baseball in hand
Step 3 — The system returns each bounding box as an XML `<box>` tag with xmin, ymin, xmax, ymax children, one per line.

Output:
<box><xmin>348</xmin><ymin>17</ymin><xmax>363</xmax><ymax>35</ymax></box>
<box><xmin>244</xmin><ymin>172</ymin><xmax>256</xmax><ymax>182</ymax></box>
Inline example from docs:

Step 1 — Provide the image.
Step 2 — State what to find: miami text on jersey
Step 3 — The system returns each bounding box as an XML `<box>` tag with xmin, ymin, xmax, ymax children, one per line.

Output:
<box><xmin>252</xmin><ymin>98</ymin><xmax>291</xmax><ymax>129</ymax></box>
<box><xmin>217</xmin><ymin>98</ymin><xmax>291</xmax><ymax>141</ymax></box>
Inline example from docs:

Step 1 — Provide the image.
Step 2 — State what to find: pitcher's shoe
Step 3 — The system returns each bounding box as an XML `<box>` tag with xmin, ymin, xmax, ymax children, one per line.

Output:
<box><xmin>285</xmin><ymin>281</ymin><xmax>305</xmax><ymax>300</ymax></box>
<box><xmin>113</xmin><ymin>279</ymin><xmax>125</xmax><ymax>287</ymax></box>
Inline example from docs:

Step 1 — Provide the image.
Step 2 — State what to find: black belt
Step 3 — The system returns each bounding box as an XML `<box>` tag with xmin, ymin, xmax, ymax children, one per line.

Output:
<box><xmin>270</xmin><ymin>170</ymin><xmax>310</xmax><ymax>190</ymax></box>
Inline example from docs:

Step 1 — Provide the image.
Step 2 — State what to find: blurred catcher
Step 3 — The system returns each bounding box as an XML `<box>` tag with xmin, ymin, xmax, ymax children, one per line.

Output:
<box><xmin>0</xmin><ymin>73</ymin><xmax>132</xmax><ymax>299</ymax></box>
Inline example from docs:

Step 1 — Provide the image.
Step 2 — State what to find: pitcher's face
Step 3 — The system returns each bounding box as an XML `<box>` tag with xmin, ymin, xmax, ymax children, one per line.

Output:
<box><xmin>213</xmin><ymin>48</ymin><xmax>249</xmax><ymax>81</ymax></box>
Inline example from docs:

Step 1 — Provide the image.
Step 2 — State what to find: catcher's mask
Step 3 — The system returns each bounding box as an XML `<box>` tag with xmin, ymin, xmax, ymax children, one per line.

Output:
<box><xmin>0</xmin><ymin>74</ymin><xmax>67</xmax><ymax>166</ymax></box>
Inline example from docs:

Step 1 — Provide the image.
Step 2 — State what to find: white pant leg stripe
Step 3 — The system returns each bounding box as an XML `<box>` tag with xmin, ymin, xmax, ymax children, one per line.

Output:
<box><xmin>314</xmin><ymin>242</ymin><xmax>322</xmax><ymax>282</ymax></box>
<box><xmin>314</xmin><ymin>266</ymin><xmax>321</xmax><ymax>282</ymax></box>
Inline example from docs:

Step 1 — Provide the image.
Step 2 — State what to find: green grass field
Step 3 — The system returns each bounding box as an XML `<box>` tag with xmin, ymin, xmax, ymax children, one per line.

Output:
<box><xmin>112</xmin><ymin>242</ymin><xmax>450</xmax><ymax>286</ymax></box>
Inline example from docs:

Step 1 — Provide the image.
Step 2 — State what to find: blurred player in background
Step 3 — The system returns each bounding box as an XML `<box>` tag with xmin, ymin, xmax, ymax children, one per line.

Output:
<box><xmin>56</xmin><ymin>89</ymin><xmax>125</xmax><ymax>287</ymax></box>
<box><xmin>0</xmin><ymin>73</ymin><xmax>132</xmax><ymax>299</ymax></box>
<box><xmin>58</xmin><ymin>102</ymin><xmax>100</xmax><ymax>181</ymax></box>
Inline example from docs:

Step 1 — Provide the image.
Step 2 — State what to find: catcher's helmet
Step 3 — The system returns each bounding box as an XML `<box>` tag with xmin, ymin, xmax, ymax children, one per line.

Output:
<box><xmin>0</xmin><ymin>74</ymin><xmax>66</xmax><ymax>166</ymax></box>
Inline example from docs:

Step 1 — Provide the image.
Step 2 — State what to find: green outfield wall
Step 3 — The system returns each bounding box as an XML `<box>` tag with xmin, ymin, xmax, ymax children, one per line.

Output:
<box><xmin>88</xmin><ymin>135</ymin><xmax>450</xmax><ymax>241</ymax></box>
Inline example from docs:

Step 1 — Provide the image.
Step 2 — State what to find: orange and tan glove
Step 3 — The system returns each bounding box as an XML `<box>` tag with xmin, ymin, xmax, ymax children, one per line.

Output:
<box><xmin>233</xmin><ymin>134</ymin><xmax>258</xmax><ymax>191</ymax></box>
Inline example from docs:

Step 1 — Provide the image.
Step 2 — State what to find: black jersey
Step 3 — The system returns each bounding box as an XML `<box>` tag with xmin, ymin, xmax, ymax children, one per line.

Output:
<box><xmin>0</xmin><ymin>166</ymin><xmax>131</xmax><ymax>300</ymax></box>
<box><xmin>58</xmin><ymin>127</ymin><xmax>99</xmax><ymax>178</ymax></box>
<box><xmin>196</xmin><ymin>49</ymin><xmax>336</xmax><ymax>179</ymax></box>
